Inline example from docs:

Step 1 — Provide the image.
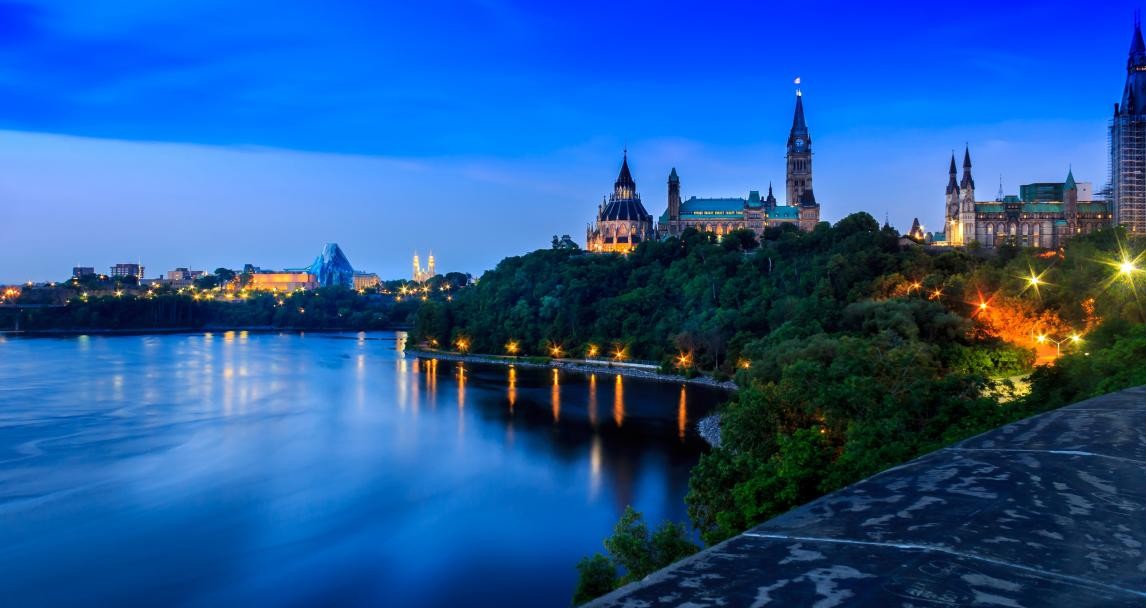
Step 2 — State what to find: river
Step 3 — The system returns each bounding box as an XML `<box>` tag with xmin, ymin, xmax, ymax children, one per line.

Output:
<box><xmin>0</xmin><ymin>331</ymin><xmax>724</xmax><ymax>607</ymax></box>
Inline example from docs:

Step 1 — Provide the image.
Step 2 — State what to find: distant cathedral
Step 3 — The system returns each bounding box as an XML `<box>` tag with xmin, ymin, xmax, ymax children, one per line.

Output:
<box><xmin>412</xmin><ymin>251</ymin><xmax>436</xmax><ymax>283</ymax></box>
<box><xmin>931</xmin><ymin>146</ymin><xmax>1112</xmax><ymax>249</ymax></box>
<box><xmin>1112</xmin><ymin>14</ymin><xmax>1146</xmax><ymax>235</ymax></box>
<box><xmin>587</xmin><ymin>85</ymin><xmax>821</xmax><ymax>252</ymax></box>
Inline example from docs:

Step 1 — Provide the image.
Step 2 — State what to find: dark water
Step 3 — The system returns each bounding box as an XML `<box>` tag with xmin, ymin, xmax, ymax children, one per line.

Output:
<box><xmin>0</xmin><ymin>331</ymin><xmax>724</xmax><ymax>607</ymax></box>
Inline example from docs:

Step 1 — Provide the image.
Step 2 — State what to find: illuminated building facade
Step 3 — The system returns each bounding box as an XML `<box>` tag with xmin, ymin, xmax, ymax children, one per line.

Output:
<box><xmin>413</xmin><ymin>251</ymin><xmax>436</xmax><ymax>282</ymax></box>
<box><xmin>657</xmin><ymin>87</ymin><xmax>821</xmax><ymax>238</ymax></box>
<box><xmin>932</xmin><ymin>148</ymin><xmax>1112</xmax><ymax>248</ymax></box>
<box><xmin>1112</xmin><ymin>16</ymin><xmax>1146</xmax><ymax>234</ymax></box>
<box><xmin>586</xmin><ymin>152</ymin><xmax>655</xmax><ymax>253</ymax></box>
<box><xmin>353</xmin><ymin>272</ymin><xmax>380</xmax><ymax>290</ymax></box>
<box><xmin>110</xmin><ymin>263</ymin><xmax>145</xmax><ymax>279</ymax></box>
<box><xmin>248</xmin><ymin>272</ymin><xmax>316</xmax><ymax>291</ymax></box>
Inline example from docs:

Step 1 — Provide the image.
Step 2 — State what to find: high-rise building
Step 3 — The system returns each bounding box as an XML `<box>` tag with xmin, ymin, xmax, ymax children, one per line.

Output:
<box><xmin>656</xmin><ymin>85</ymin><xmax>821</xmax><ymax>239</ymax></box>
<box><xmin>72</xmin><ymin>266</ymin><xmax>95</xmax><ymax>278</ymax></box>
<box><xmin>1111</xmin><ymin>15</ymin><xmax>1146</xmax><ymax>234</ymax></box>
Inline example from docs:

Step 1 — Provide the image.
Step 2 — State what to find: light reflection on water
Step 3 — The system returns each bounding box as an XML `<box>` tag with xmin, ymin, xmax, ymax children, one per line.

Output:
<box><xmin>0</xmin><ymin>331</ymin><xmax>725</xmax><ymax>608</ymax></box>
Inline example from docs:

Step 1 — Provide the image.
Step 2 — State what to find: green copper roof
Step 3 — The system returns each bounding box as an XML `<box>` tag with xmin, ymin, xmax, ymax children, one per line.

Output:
<box><xmin>769</xmin><ymin>206</ymin><xmax>799</xmax><ymax>219</ymax></box>
<box><xmin>975</xmin><ymin>203</ymin><xmax>1005</xmax><ymax>213</ymax></box>
<box><xmin>681</xmin><ymin>197</ymin><xmax>745</xmax><ymax>212</ymax></box>
<box><xmin>1078</xmin><ymin>202</ymin><xmax>1111</xmax><ymax>212</ymax></box>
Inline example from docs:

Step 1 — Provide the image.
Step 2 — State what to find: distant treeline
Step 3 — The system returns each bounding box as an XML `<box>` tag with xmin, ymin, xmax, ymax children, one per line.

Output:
<box><xmin>0</xmin><ymin>289</ymin><xmax>421</xmax><ymax>332</ymax></box>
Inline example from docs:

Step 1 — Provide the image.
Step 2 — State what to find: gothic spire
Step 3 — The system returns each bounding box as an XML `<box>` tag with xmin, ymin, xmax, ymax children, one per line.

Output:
<box><xmin>960</xmin><ymin>145</ymin><xmax>975</xmax><ymax>191</ymax></box>
<box><xmin>1065</xmin><ymin>166</ymin><xmax>1077</xmax><ymax>190</ymax></box>
<box><xmin>1130</xmin><ymin>12</ymin><xmax>1146</xmax><ymax>68</ymax></box>
<box><xmin>614</xmin><ymin>151</ymin><xmax>636</xmax><ymax>199</ymax></box>
<box><xmin>946</xmin><ymin>153</ymin><xmax>959</xmax><ymax>195</ymax></box>
<box><xmin>668</xmin><ymin>167</ymin><xmax>679</xmax><ymax>183</ymax></box>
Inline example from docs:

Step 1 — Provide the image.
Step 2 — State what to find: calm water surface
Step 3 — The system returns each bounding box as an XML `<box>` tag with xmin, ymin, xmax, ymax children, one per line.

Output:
<box><xmin>0</xmin><ymin>331</ymin><xmax>723</xmax><ymax>607</ymax></box>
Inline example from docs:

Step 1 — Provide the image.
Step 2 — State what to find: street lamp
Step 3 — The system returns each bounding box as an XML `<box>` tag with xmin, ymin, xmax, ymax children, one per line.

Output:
<box><xmin>1036</xmin><ymin>332</ymin><xmax>1082</xmax><ymax>357</ymax></box>
<box><xmin>506</xmin><ymin>340</ymin><xmax>519</xmax><ymax>356</ymax></box>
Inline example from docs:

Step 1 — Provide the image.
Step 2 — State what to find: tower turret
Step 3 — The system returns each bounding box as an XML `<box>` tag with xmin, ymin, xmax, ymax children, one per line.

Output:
<box><xmin>1064</xmin><ymin>166</ymin><xmax>1079</xmax><ymax>236</ymax></box>
<box><xmin>785</xmin><ymin>83</ymin><xmax>813</xmax><ymax>207</ymax></box>
<box><xmin>667</xmin><ymin>167</ymin><xmax>681</xmax><ymax>222</ymax></box>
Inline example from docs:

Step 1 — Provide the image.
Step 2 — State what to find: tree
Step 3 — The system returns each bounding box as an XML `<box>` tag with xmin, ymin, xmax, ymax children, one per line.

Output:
<box><xmin>572</xmin><ymin>554</ymin><xmax>616</xmax><ymax>606</ymax></box>
<box><xmin>214</xmin><ymin>267</ymin><xmax>237</xmax><ymax>284</ymax></box>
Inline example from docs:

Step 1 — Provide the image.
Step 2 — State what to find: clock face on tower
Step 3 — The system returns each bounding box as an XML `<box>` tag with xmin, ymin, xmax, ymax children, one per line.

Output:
<box><xmin>795</xmin><ymin>138</ymin><xmax>804</xmax><ymax>151</ymax></box>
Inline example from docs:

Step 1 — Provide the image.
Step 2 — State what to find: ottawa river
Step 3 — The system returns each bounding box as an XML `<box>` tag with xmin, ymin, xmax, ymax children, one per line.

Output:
<box><xmin>0</xmin><ymin>331</ymin><xmax>725</xmax><ymax>607</ymax></box>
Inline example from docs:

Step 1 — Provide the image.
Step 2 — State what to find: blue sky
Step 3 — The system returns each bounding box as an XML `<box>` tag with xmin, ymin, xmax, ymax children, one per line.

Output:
<box><xmin>0</xmin><ymin>0</ymin><xmax>1139</xmax><ymax>282</ymax></box>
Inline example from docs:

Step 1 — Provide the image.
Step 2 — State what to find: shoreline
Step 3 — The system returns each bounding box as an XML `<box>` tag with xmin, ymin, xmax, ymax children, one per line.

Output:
<box><xmin>404</xmin><ymin>348</ymin><xmax>739</xmax><ymax>391</ymax></box>
<box><xmin>0</xmin><ymin>325</ymin><xmax>410</xmax><ymax>337</ymax></box>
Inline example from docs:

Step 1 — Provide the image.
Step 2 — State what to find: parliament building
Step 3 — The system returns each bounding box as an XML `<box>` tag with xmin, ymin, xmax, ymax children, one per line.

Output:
<box><xmin>587</xmin><ymin>88</ymin><xmax>822</xmax><ymax>253</ymax></box>
<box><xmin>930</xmin><ymin>148</ymin><xmax>1113</xmax><ymax>249</ymax></box>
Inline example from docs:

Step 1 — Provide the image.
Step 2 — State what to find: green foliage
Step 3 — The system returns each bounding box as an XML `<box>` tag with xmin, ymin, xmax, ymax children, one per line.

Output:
<box><xmin>3</xmin><ymin>288</ymin><xmax>417</xmax><ymax>332</ymax></box>
<box><xmin>431</xmin><ymin>215</ymin><xmax>1145</xmax><ymax>591</ymax></box>
<box><xmin>572</xmin><ymin>506</ymin><xmax>698</xmax><ymax>604</ymax></box>
<box><xmin>571</xmin><ymin>554</ymin><xmax>616</xmax><ymax>606</ymax></box>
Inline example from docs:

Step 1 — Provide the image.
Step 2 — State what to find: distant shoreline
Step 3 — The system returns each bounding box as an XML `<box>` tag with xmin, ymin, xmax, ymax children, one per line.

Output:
<box><xmin>404</xmin><ymin>348</ymin><xmax>739</xmax><ymax>391</ymax></box>
<box><xmin>0</xmin><ymin>325</ymin><xmax>410</xmax><ymax>338</ymax></box>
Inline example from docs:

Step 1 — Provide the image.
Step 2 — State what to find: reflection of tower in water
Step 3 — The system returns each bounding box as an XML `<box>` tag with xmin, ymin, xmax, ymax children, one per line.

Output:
<box><xmin>588</xmin><ymin>373</ymin><xmax>598</xmax><ymax>426</ymax></box>
<box><xmin>613</xmin><ymin>374</ymin><xmax>625</xmax><ymax>427</ymax></box>
<box><xmin>678</xmin><ymin>385</ymin><xmax>687</xmax><ymax>440</ymax></box>
<box><xmin>507</xmin><ymin>366</ymin><xmax>517</xmax><ymax>412</ymax></box>
<box><xmin>551</xmin><ymin>368</ymin><xmax>560</xmax><ymax>422</ymax></box>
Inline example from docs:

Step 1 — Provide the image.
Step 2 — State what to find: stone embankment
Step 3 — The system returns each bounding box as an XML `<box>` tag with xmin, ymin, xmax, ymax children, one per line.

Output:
<box><xmin>404</xmin><ymin>349</ymin><xmax>738</xmax><ymax>391</ymax></box>
<box><xmin>589</xmin><ymin>385</ymin><xmax>1146</xmax><ymax>607</ymax></box>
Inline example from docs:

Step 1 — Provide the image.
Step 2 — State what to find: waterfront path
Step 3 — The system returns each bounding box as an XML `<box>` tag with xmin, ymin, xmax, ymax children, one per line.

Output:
<box><xmin>589</xmin><ymin>385</ymin><xmax>1146</xmax><ymax>607</ymax></box>
<box><xmin>404</xmin><ymin>349</ymin><xmax>738</xmax><ymax>390</ymax></box>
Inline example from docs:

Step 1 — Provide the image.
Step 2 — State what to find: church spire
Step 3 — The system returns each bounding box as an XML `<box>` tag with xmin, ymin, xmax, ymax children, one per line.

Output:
<box><xmin>614</xmin><ymin>150</ymin><xmax>636</xmax><ymax>199</ymax></box>
<box><xmin>946</xmin><ymin>153</ymin><xmax>959</xmax><ymax>195</ymax></box>
<box><xmin>960</xmin><ymin>145</ymin><xmax>975</xmax><ymax>191</ymax></box>
<box><xmin>1122</xmin><ymin>14</ymin><xmax>1146</xmax><ymax>116</ymax></box>
<box><xmin>1065</xmin><ymin>166</ymin><xmax>1077</xmax><ymax>190</ymax></box>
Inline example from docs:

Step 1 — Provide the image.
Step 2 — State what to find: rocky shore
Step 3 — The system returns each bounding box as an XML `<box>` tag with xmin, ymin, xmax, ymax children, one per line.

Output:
<box><xmin>697</xmin><ymin>414</ymin><xmax>722</xmax><ymax>448</ymax></box>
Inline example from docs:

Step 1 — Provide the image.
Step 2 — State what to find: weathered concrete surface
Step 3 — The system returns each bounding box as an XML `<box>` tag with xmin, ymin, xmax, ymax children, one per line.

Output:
<box><xmin>589</xmin><ymin>385</ymin><xmax>1146</xmax><ymax>607</ymax></box>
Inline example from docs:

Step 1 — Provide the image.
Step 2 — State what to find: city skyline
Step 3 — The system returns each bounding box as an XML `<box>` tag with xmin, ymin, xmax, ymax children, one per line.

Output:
<box><xmin>0</xmin><ymin>1</ymin><xmax>1138</xmax><ymax>282</ymax></box>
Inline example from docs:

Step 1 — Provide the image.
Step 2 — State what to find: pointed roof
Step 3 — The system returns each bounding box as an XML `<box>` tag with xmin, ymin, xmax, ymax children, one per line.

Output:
<box><xmin>1131</xmin><ymin>16</ymin><xmax>1146</xmax><ymax>66</ymax></box>
<box><xmin>615</xmin><ymin>151</ymin><xmax>635</xmax><ymax>190</ymax></box>
<box><xmin>947</xmin><ymin>154</ymin><xmax>960</xmax><ymax>195</ymax></box>
<box><xmin>960</xmin><ymin>145</ymin><xmax>975</xmax><ymax>190</ymax></box>
<box><xmin>792</xmin><ymin>93</ymin><xmax>807</xmax><ymax>132</ymax></box>
<box><xmin>1065</xmin><ymin>166</ymin><xmax>1077</xmax><ymax>190</ymax></box>
<box><xmin>668</xmin><ymin>167</ymin><xmax>679</xmax><ymax>183</ymax></box>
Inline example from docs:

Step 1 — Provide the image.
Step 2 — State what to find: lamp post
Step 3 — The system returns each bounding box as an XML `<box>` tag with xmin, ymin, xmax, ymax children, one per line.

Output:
<box><xmin>1036</xmin><ymin>333</ymin><xmax>1081</xmax><ymax>357</ymax></box>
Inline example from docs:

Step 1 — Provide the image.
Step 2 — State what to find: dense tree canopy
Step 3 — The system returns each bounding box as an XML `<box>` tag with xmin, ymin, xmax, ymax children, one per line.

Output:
<box><xmin>408</xmin><ymin>213</ymin><xmax>1145</xmax><ymax>605</ymax></box>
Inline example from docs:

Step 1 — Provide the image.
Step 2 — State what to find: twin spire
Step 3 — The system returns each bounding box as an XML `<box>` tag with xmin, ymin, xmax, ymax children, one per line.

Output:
<box><xmin>947</xmin><ymin>145</ymin><xmax>974</xmax><ymax>193</ymax></box>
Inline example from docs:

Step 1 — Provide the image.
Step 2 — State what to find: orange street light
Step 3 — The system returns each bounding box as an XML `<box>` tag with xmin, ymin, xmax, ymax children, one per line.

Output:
<box><xmin>738</xmin><ymin>358</ymin><xmax>751</xmax><ymax>369</ymax></box>
<box><xmin>675</xmin><ymin>352</ymin><xmax>692</xmax><ymax>368</ymax></box>
<box><xmin>455</xmin><ymin>338</ymin><xmax>470</xmax><ymax>353</ymax></box>
<box><xmin>586</xmin><ymin>344</ymin><xmax>599</xmax><ymax>358</ymax></box>
<box><xmin>549</xmin><ymin>345</ymin><xmax>563</xmax><ymax>358</ymax></box>
<box><xmin>506</xmin><ymin>340</ymin><xmax>519</xmax><ymax>355</ymax></box>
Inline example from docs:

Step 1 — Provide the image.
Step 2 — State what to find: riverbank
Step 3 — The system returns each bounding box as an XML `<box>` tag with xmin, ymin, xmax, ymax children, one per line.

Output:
<box><xmin>1</xmin><ymin>325</ymin><xmax>410</xmax><ymax>337</ymax></box>
<box><xmin>405</xmin><ymin>348</ymin><xmax>738</xmax><ymax>391</ymax></box>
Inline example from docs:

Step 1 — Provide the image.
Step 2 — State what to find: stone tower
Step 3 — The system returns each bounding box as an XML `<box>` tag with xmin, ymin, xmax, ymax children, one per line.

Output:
<box><xmin>786</xmin><ymin>87</ymin><xmax>813</xmax><ymax>206</ymax></box>
<box><xmin>945</xmin><ymin>153</ymin><xmax>961</xmax><ymax>242</ymax></box>
<box><xmin>1112</xmin><ymin>15</ymin><xmax>1146</xmax><ymax>234</ymax></box>
<box><xmin>667</xmin><ymin>167</ymin><xmax>681</xmax><ymax>227</ymax></box>
<box><xmin>1064</xmin><ymin>167</ymin><xmax>1079</xmax><ymax>236</ymax></box>
<box><xmin>958</xmin><ymin>146</ymin><xmax>977</xmax><ymax>244</ymax></box>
